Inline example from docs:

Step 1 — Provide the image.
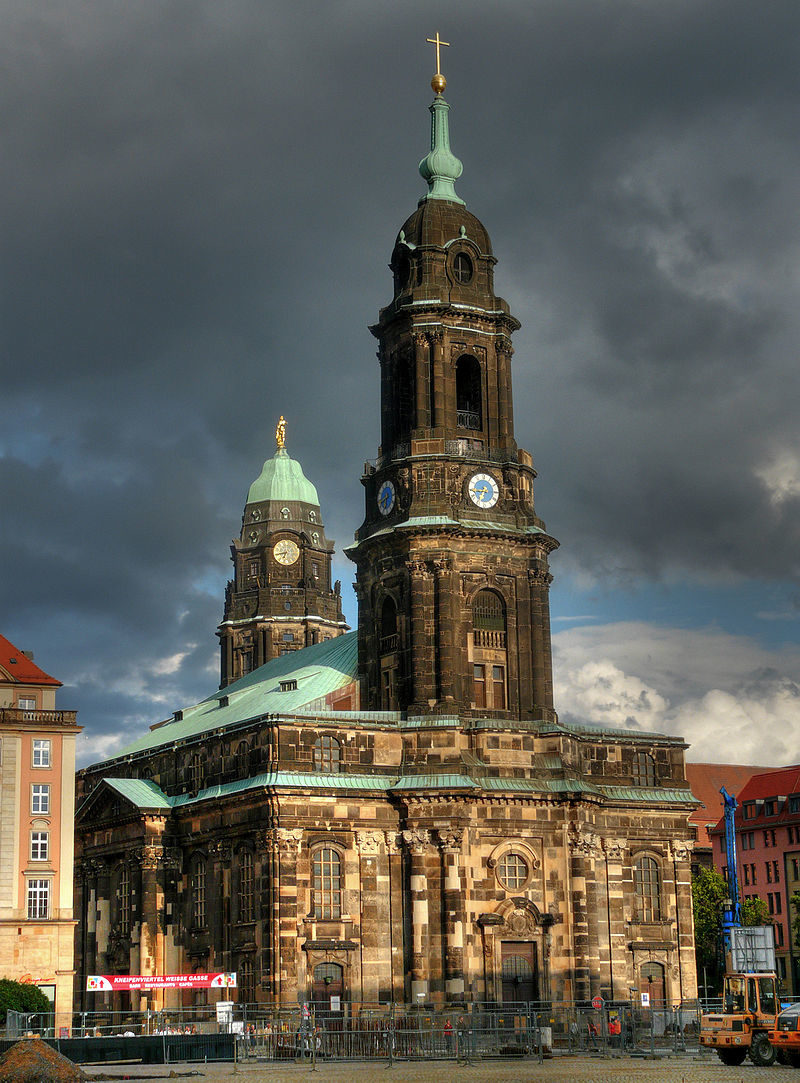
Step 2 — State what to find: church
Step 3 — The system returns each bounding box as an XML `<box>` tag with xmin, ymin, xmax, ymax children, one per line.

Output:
<box><xmin>73</xmin><ymin>59</ymin><xmax>698</xmax><ymax>1015</ymax></box>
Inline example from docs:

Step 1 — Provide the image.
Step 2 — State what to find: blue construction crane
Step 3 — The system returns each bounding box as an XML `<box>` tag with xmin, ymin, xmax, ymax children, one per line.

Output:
<box><xmin>720</xmin><ymin>786</ymin><xmax>742</xmax><ymax>956</ymax></box>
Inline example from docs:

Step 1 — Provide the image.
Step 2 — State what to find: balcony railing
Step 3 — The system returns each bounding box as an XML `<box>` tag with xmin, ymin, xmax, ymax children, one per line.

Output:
<box><xmin>380</xmin><ymin>634</ymin><xmax>399</xmax><ymax>653</ymax></box>
<box><xmin>0</xmin><ymin>708</ymin><xmax>78</xmax><ymax>726</ymax></box>
<box><xmin>473</xmin><ymin>630</ymin><xmax>507</xmax><ymax>649</ymax></box>
<box><xmin>457</xmin><ymin>409</ymin><xmax>481</xmax><ymax>430</ymax></box>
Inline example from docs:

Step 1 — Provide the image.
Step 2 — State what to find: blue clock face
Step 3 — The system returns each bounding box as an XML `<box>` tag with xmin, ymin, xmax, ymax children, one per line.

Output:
<box><xmin>468</xmin><ymin>472</ymin><xmax>500</xmax><ymax>509</ymax></box>
<box><xmin>377</xmin><ymin>479</ymin><xmax>396</xmax><ymax>516</ymax></box>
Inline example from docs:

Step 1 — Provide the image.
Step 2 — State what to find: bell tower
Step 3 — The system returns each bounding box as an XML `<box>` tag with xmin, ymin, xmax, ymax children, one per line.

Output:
<box><xmin>218</xmin><ymin>417</ymin><xmax>348</xmax><ymax>686</ymax></box>
<box><xmin>348</xmin><ymin>62</ymin><xmax>559</xmax><ymax>721</ymax></box>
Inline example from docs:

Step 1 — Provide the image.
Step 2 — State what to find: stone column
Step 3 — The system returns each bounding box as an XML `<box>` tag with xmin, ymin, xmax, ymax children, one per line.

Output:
<box><xmin>496</xmin><ymin>338</ymin><xmax>514</xmax><ymax>449</ymax></box>
<box><xmin>669</xmin><ymin>841</ymin><xmax>698</xmax><ymax>1001</ymax></box>
<box><xmin>604</xmin><ymin>838</ymin><xmax>629</xmax><ymax>1002</ymax></box>
<box><xmin>568</xmin><ymin>824</ymin><xmax>602</xmax><ymax>1002</ymax></box>
<box><xmin>439</xmin><ymin>830</ymin><xmax>465</xmax><ymax>999</ymax></box>
<box><xmin>276</xmin><ymin>828</ymin><xmax>303</xmax><ymax>1006</ymax></box>
<box><xmin>356</xmin><ymin>830</ymin><xmax>386</xmax><ymax>1002</ymax></box>
<box><xmin>209</xmin><ymin>840</ymin><xmax>232</xmax><ymax>975</ymax></box>
<box><xmin>414</xmin><ymin>332</ymin><xmax>430</xmax><ymax>431</ymax></box>
<box><xmin>429</xmin><ymin>330</ymin><xmax>445</xmax><ymax>432</ymax></box>
<box><xmin>384</xmin><ymin>831</ymin><xmax>405</xmax><ymax>1003</ymax></box>
<box><xmin>433</xmin><ymin>557</ymin><xmax>456</xmax><ymax>706</ymax></box>
<box><xmin>528</xmin><ymin>567</ymin><xmax>555</xmax><ymax>714</ymax></box>
<box><xmin>407</xmin><ymin>560</ymin><xmax>435</xmax><ymax>709</ymax></box>
<box><xmin>138</xmin><ymin>843</ymin><xmax>164</xmax><ymax>1008</ymax></box>
<box><xmin>404</xmin><ymin>829</ymin><xmax>432</xmax><ymax>1001</ymax></box>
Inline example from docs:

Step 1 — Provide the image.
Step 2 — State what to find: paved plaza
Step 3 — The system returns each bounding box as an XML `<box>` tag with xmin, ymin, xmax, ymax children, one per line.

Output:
<box><xmin>82</xmin><ymin>1055</ymin><xmax>798</xmax><ymax>1082</ymax></box>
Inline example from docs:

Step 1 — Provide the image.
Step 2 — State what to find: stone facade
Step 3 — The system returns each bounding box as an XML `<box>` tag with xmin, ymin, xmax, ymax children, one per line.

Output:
<box><xmin>73</xmin><ymin>77</ymin><xmax>698</xmax><ymax>1015</ymax></box>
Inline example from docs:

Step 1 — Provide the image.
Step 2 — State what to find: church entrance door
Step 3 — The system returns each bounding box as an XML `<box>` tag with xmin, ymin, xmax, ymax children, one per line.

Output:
<box><xmin>312</xmin><ymin>962</ymin><xmax>344</xmax><ymax>1031</ymax></box>
<box><xmin>501</xmin><ymin>942</ymin><xmax>538</xmax><ymax>1004</ymax></box>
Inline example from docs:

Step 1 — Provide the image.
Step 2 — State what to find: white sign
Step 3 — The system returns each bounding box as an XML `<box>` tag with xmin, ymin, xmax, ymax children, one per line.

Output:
<box><xmin>640</xmin><ymin>992</ymin><xmax>650</xmax><ymax>1007</ymax></box>
<box><xmin>216</xmin><ymin>1000</ymin><xmax>234</xmax><ymax>1023</ymax></box>
<box><xmin>330</xmin><ymin>995</ymin><xmax>341</xmax><ymax>1011</ymax></box>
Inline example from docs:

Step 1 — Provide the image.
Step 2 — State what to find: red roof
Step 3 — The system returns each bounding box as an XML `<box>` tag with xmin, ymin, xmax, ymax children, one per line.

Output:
<box><xmin>685</xmin><ymin>762</ymin><xmax>782</xmax><ymax>848</ymax></box>
<box><xmin>0</xmin><ymin>633</ymin><xmax>61</xmax><ymax>687</ymax></box>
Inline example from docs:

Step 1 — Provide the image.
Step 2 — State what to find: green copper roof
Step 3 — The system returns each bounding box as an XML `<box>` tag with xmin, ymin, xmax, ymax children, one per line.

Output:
<box><xmin>103</xmin><ymin>777</ymin><xmax>174</xmax><ymax>810</ymax></box>
<box><xmin>113</xmin><ymin>632</ymin><xmax>358</xmax><ymax>758</ymax></box>
<box><xmin>419</xmin><ymin>94</ymin><xmax>464</xmax><ymax>205</ymax></box>
<box><xmin>246</xmin><ymin>448</ymin><xmax>320</xmax><ymax>507</ymax></box>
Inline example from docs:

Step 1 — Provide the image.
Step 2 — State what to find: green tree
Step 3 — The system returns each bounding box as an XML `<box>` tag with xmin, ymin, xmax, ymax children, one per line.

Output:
<box><xmin>692</xmin><ymin>866</ymin><xmax>727</xmax><ymax>990</ymax></box>
<box><xmin>789</xmin><ymin>890</ymin><xmax>800</xmax><ymax>949</ymax></box>
<box><xmin>0</xmin><ymin>978</ymin><xmax>52</xmax><ymax>1024</ymax></box>
<box><xmin>741</xmin><ymin>895</ymin><xmax>772</xmax><ymax>927</ymax></box>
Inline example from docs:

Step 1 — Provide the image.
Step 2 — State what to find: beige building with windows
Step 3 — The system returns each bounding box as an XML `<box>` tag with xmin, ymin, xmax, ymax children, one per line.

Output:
<box><xmin>0</xmin><ymin>633</ymin><xmax>80</xmax><ymax>1026</ymax></box>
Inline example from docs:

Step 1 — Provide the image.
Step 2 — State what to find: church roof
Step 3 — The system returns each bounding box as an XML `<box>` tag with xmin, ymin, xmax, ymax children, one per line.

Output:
<box><xmin>113</xmin><ymin>631</ymin><xmax>358</xmax><ymax>758</ymax></box>
<box><xmin>246</xmin><ymin>447</ymin><xmax>320</xmax><ymax>507</ymax></box>
<box><xmin>0</xmin><ymin>633</ymin><xmax>61</xmax><ymax>687</ymax></box>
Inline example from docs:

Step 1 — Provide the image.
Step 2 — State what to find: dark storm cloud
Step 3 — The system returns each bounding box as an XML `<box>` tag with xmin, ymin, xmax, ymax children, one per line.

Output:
<box><xmin>2</xmin><ymin>0</ymin><xmax>800</xmax><ymax>759</ymax></box>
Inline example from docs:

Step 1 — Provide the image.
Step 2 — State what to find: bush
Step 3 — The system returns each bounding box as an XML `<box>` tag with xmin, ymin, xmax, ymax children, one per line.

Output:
<box><xmin>0</xmin><ymin>979</ymin><xmax>52</xmax><ymax>1023</ymax></box>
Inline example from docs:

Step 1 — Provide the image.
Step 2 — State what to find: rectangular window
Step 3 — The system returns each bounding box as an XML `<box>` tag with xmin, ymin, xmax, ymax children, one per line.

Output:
<box><xmin>764</xmin><ymin>799</ymin><xmax>776</xmax><ymax>816</ymax></box>
<box><xmin>777</xmin><ymin>923</ymin><xmax>785</xmax><ymax>947</ymax></box>
<box><xmin>742</xmin><ymin>833</ymin><xmax>749</xmax><ymax>850</ymax></box>
<box><xmin>282</xmin><ymin>632</ymin><xmax>295</xmax><ymax>643</ymax></box>
<box><xmin>31</xmin><ymin>784</ymin><xmax>50</xmax><ymax>814</ymax></box>
<box><xmin>767</xmin><ymin>863</ymin><xmax>773</xmax><ymax>883</ymax></box>
<box><xmin>18</xmin><ymin>696</ymin><xmax>36</xmax><ymax>711</ymax></box>
<box><xmin>772</xmin><ymin>830</ymin><xmax>777</xmax><ymax>846</ymax></box>
<box><xmin>752</xmin><ymin>864</ymin><xmax>757</xmax><ymax>885</ymax></box>
<box><xmin>790</xmin><ymin>796</ymin><xmax>800</xmax><ymax>814</ymax></box>
<box><xmin>492</xmin><ymin>665</ymin><xmax>506</xmax><ymax>709</ymax></box>
<box><xmin>312</xmin><ymin>562</ymin><xmax>319</xmax><ymax>579</ymax></box>
<box><xmin>793</xmin><ymin>858</ymin><xmax>800</xmax><ymax>881</ymax></box>
<box><xmin>774</xmin><ymin>860</ymin><xmax>780</xmax><ymax>883</ymax></box>
<box><xmin>764</xmin><ymin>830</ymin><xmax>771</xmax><ymax>847</ymax></box>
<box><xmin>744</xmin><ymin>864</ymin><xmax>750</xmax><ymax>885</ymax></box>
<box><xmin>790</xmin><ymin>826</ymin><xmax>795</xmax><ymax>845</ymax></box>
<box><xmin>473</xmin><ymin>664</ymin><xmax>486</xmax><ymax>708</ymax></box>
<box><xmin>32</xmin><ymin>740</ymin><xmax>51</xmax><ymax>768</ymax></box>
<box><xmin>776</xmin><ymin>892</ymin><xmax>782</xmax><ymax>914</ymax></box>
<box><xmin>30</xmin><ymin>832</ymin><xmax>48</xmax><ymax>861</ymax></box>
<box><xmin>744</xmin><ymin>803</ymin><xmax>756</xmax><ymax>819</ymax></box>
<box><xmin>27</xmin><ymin>879</ymin><xmax>49</xmax><ymax>919</ymax></box>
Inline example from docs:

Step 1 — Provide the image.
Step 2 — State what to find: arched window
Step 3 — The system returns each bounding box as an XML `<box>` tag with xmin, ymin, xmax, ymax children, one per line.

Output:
<box><xmin>473</xmin><ymin>590</ymin><xmax>506</xmax><ymax>643</ymax></box>
<box><xmin>239</xmin><ymin>850</ymin><xmax>254</xmax><ymax>923</ymax></box>
<box><xmin>453</xmin><ymin>252</ymin><xmax>473</xmax><ymax>284</ymax></box>
<box><xmin>119</xmin><ymin>864</ymin><xmax>131</xmax><ymax>936</ymax></box>
<box><xmin>633</xmin><ymin>855</ymin><xmax>661</xmax><ymax>922</ymax></box>
<box><xmin>456</xmin><ymin>354</ymin><xmax>482</xmax><ymax>430</ymax></box>
<box><xmin>313</xmin><ymin>735</ymin><xmax>340</xmax><ymax>773</ymax></box>
<box><xmin>380</xmin><ymin>597</ymin><xmax>398</xmax><ymax>653</ymax></box>
<box><xmin>312</xmin><ymin>848</ymin><xmax>342</xmax><ymax>919</ymax></box>
<box><xmin>235</xmin><ymin>741</ymin><xmax>249</xmax><ymax>776</ymax></box>
<box><xmin>633</xmin><ymin>752</ymin><xmax>656</xmax><ymax>787</ymax></box>
<box><xmin>191</xmin><ymin>858</ymin><xmax>206</xmax><ymax>928</ymax></box>
<box><xmin>239</xmin><ymin>958</ymin><xmax>255</xmax><ymax>1003</ymax></box>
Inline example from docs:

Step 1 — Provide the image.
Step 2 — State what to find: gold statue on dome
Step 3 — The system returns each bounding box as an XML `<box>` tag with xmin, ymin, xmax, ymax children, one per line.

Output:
<box><xmin>276</xmin><ymin>415</ymin><xmax>286</xmax><ymax>450</ymax></box>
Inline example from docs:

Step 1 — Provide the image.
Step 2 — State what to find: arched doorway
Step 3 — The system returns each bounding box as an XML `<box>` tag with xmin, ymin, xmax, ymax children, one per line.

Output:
<box><xmin>639</xmin><ymin>961</ymin><xmax>665</xmax><ymax>1008</ymax></box>
<box><xmin>501</xmin><ymin>943</ymin><xmax>538</xmax><ymax>1003</ymax></box>
<box><xmin>312</xmin><ymin>962</ymin><xmax>344</xmax><ymax>1027</ymax></box>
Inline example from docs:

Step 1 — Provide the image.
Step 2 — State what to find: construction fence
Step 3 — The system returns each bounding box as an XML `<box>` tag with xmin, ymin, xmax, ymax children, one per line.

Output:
<box><xmin>4</xmin><ymin>1000</ymin><xmax>707</xmax><ymax>1064</ymax></box>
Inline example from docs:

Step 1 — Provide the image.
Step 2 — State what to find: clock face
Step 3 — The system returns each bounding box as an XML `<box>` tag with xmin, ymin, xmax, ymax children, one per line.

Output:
<box><xmin>273</xmin><ymin>539</ymin><xmax>300</xmax><ymax>566</ymax></box>
<box><xmin>377</xmin><ymin>479</ymin><xmax>396</xmax><ymax>516</ymax></box>
<box><xmin>468</xmin><ymin>472</ymin><xmax>500</xmax><ymax>509</ymax></box>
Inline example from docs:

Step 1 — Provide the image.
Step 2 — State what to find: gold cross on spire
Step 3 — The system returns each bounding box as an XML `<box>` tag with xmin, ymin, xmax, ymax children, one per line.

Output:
<box><xmin>426</xmin><ymin>33</ymin><xmax>450</xmax><ymax>94</ymax></box>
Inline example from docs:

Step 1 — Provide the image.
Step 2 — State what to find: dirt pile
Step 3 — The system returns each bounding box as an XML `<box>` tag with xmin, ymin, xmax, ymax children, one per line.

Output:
<box><xmin>0</xmin><ymin>1038</ymin><xmax>86</xmax><ymax>1083</ymax></box>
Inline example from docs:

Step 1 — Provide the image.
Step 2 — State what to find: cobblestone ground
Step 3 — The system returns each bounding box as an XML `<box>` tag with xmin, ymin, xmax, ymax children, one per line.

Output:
<box><xmin>83</xmin><ymin>1054</ymin><xmax>799</xmax><ymax>1082</ymax></box>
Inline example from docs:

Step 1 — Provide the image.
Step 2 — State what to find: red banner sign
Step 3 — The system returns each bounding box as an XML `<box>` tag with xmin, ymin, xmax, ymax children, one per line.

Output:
<box><xmin>86</xmin><ymin>973</ymin><xmax>237</xmax><ymax>992</ymax></box>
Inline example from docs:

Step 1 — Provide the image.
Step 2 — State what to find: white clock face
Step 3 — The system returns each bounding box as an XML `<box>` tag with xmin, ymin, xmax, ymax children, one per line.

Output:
<box><xmin>273</xmin><ymin>539</ymin><xmax>300</xmax><ymax>566</ymax></box>
<box><xmin>468</xmin><ymin>473</ymin><xmax>500</xmax><ymax>509</ymax></box>
<box><xmin>377</xmin><ymin>479</ymin><xmax>396</xmax><ymax>516</ymax></box>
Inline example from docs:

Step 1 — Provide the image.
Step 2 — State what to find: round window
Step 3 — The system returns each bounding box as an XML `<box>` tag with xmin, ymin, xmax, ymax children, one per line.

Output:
<box><xmin>453</xmin><ymin>252</ymin><xmax>473</xmax><ymax>284</ymax></box>
<box><xmin>498</xmin><ymin>852</ymin><xmax>528</xmax><ymax>890</ymax></box>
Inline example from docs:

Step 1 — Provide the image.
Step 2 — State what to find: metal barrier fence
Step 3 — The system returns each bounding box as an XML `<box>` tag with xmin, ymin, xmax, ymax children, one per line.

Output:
<box><xmin>4</xmin><ymin>1000</ymin><xmax>710</xmax><ymax>1062</ymax></box>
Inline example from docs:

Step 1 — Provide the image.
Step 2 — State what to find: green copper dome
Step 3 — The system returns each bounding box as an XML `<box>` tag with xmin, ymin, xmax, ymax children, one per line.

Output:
<box><xmin>246</xmin><ymin>448</ymin><xmax>320</xmax><ymax>507</ymax></box>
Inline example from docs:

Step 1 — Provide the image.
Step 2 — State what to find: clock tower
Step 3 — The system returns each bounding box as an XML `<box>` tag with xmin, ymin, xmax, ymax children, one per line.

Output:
<box><xmin>218</xmin><ymin>418</ymin><xmax>348</xmax><ymax>686</ymax></box>
<box><xmin>348</xmin><ymin>70</ymin><xmax>558</xmax><ymax>721</ymax></box>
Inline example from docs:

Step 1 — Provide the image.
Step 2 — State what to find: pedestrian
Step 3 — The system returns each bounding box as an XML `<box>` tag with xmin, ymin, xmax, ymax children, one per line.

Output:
<box><xmin>443</xmin><ymin>1018</ymin><xmax>454</xmax><ymax>1053</ymax></box>
<box><xmin>587</xmin><ymin>1019</ymin><xmax>599</xmax><ymax>1050</ymax></box>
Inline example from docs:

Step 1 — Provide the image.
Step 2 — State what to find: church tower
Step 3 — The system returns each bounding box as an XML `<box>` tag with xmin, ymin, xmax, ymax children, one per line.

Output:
<box><xmin>217</xmin><ymin>418</ymin><xmax>348</xmax><ymax>686</ymax></box>
<box><xmin>349</xmin><ymin>64</ymin><xmax>558</xmax><ymax>721</ymax></box>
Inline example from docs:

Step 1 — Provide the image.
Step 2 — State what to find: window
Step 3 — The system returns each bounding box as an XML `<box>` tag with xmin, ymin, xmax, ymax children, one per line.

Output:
<box><xmin>313</xmin><ymin>735</ymin><xmax>341</xmax><ymax>773</ymax></box>
<box><xmin>30</xmin><ymin>832</ymin><xmax>48</xmax><ymax>861</ymax></box>
<box><xmin>119</xmin><ymin>865</ymin><xmax>131</xmax><ymax>935</ymax></box>
<box><xmin>774</xmin><ymin>860</ymin><xmax>780</xmax><ymax>883</ymax></box>
<box><xmin>239</xmin><ymin>958</ymin><xmax>255</xmax><ymax>1003</ymax></box>
<box><xmin>497</xmin><ymin>852</ymin><xmax>528</xmax><ymax>890</ymax></box>
<box><xmin>312</xmin><ymin>532</ymin><xmax>320</xmax><ymax>545</ymax></box>
<box><xmin>751</xmin><ymin>863</ymin><xmax>757</xmax><ymax>885</ymax></box>
<box><xmin>473</xmin><ymin>590</ymin><xmax>506</xmax><ymax>644</ymax></box>
<box><xmin>764</xmin><ymin>831</ymin><xmax>771</xmax><ymax>847</ymax></box>
<box><xmin>790</xmin><ymin>826</ymin><xmax>796</xmax><ymax>845</ymax></box>
<box><xmin>190</xmin><ymin>753</ymin><xmax>203</xmax><ymax>792</ymax></box>
<box><xmin>473</xmin><ymin>664</ymin><xmax>486</xmax><ymax>708</ymax></box>
<box><xmin>312</xmin><ymin>848</ymin><xmax>342</xmax><ymax>919</ymax></box>
<box><xmin>282</xmin><ymin>632</ymin><xmax>295</xmax><ymax>643</ymax></box>
<box><xmin>492</xmin><ymin>665</ymin><xmax>506</xmax><ymax>709</ymax></box>
<box><xmin>18</xmin><ymin>697</ymin><xmax>36</xmax><ymax>712</ymax></box>
<box><xmin>239</xmin><ymin>851</ymin><xmax>254</xmax><ymax>923</ymax></box>
<box><xmin>280</xmin><ymin>507</ymin><xmax>290</xmax><ymax>520</ymax></box>
<box><xmin>456</xmin><ymin>354</ymin><xmax>482</xmax><ymax>430</ymax></box>
<box><xmin>312</xmin><ymin>562</ymin><xmax>319</xmax><ymax>579</ymax></box>
<box><xmin>191</xmin><ymin>860</ymin><xmax>206</xmax><ymax>928</ymax></box>
<box><xmin>764</xmin><ymin>799</ymin><xmax>776</xmax><ymax>816</ymax></box>
<box><xmin>309</xmin><ymin>510</ymin><xmax>316</xmax><ymax>523</ymax></box>
<box><xmin>767</xmin><ymin>863</ymin><xmax>773</xmax><ymax>883</ymax></box>
<box><xmin>453</xmin><ymin>252</ymin><xmax>473</xmax><ymax>284</ymax></box>
<box><xmin>777</xmin><ymin>923</ymin><xmax>785</xmax><ymax>947</ymax></box>
<box><xmin>744</xmin><ymin>864</ymin><xmax>750</xmax><ymax>885</ymax></box>
<box><xmin>633</xmin><ymin>752</ymin><xmax>656</xmax><ymax>787</ymax></box>
<box><xmin>744</xmin><ymin>803</ymin><xmax>756</xmax><ymax>819</ymax></box>
<box><xmin>32</xmin><ymin>740</ymin><xmax>51</xmax><ymax>768</ymax></box>
<box><xmin>248</xmin><ymin>561</ymin><xmax>259</xmax><ymax>578</ymax></box>
<box><xmin>741</xmin><ymin>833</ymin><xmax>749</xmax><ymax>850</ymax></box>
<box><xmin>31</xmin><ymin>784</ymin><xmax>50</xmax><ymax>814</ymax></box>
<box><xmin>772</xmin><ymin>830</ymin><xmax>777</xmax><ymax>846</ymax></box>
<box><xmin>633</xmin><ymin>856</ymin><xmax>661</xmax><ymax>922</ymax></box>
<box><xmin>27</xmin><ymin>879</ymin><xmax>49</xmax><ymax>919</ymax></box>
<box><xmin>790</xmin><ymin>796</ymin><xmax>800</xmax><ymax>814</ymax></box>
<box><xmin>380</xmin><ymin>597</ymin><xmax>398</xmax><ymax>654</ymax></box>
<box><xmin>235</xmin><ymin>741</ymin><xmax>249</xmax><ymax>775</ymax></box>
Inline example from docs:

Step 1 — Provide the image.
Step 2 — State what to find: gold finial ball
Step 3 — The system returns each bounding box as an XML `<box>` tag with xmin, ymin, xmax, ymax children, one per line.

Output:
<box><xmin>431</xmin><ymin>73</ymin><xmax>446</xmax><ymax>95</ymax></box>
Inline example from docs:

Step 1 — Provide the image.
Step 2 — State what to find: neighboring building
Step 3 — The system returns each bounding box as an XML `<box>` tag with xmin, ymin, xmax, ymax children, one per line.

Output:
<box><xmin>0</xmin><ymin>634</ymin><xmax>80</xmax><ymax>1026</ymax></box>
<box><xmin>74</xmin><ymin>69</ymin><xmax>698</xmax><ymax>1014</ymax></box>
<box><xmin>686</xmin><ymin>763</ymin><xmax>781</xmax><ymax>870</ymax></box>
<box><xmin>709</xmin><ymin>766</ymin><xmax>800</xmax><ymax>993</ymax></box>
<box><xmin>217</xmin><ymin>420</ymin><xmax>348</xmax><ymax>687</ymax></box>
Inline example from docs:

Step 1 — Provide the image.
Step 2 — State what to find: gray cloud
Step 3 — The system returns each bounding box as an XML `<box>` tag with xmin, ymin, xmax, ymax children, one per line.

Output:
<box><xmin>3</xmin><ymin>0</ymin><xmax>800</xmax><ymax>760</ymax></box>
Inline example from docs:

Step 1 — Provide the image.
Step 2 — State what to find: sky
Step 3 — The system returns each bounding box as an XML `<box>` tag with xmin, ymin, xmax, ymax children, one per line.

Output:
<box><xmin>3</xmin><ymin>0</ymin><xmax>800</xmax><ymax>769</ymax></box>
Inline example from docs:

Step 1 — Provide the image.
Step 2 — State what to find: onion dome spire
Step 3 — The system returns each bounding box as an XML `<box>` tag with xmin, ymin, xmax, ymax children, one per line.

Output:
<box><xmin>418</xmin><ymin>33</ymin><xmax>464</xmax><ymax>206</ymax></box>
